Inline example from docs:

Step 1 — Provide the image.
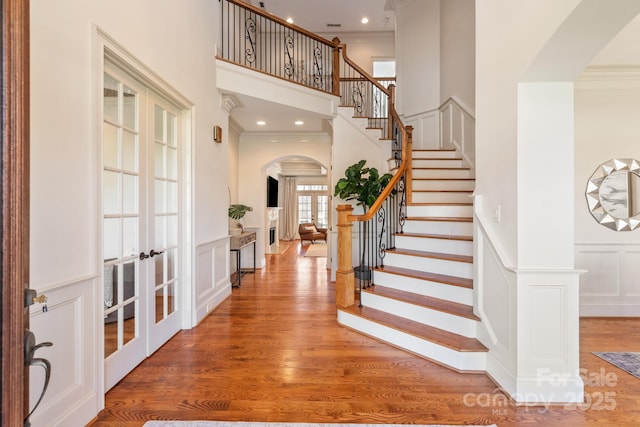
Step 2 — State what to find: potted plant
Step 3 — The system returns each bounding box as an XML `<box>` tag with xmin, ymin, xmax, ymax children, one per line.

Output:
<box><xmin>334</xmin><ymin>160</ymin><xmax>393</xmax><ymax>280</ymax></box>
<box><xmin>228</xmin><ymin>204</ymin><xmax>253</xmax><ymax>235</ymax></box>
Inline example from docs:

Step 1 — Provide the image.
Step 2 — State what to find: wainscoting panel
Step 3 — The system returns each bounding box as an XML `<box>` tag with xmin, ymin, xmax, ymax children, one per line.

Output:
<box><xmin>576</xmin><ymin>243</ymin><xmax>640</xmax><ymax>316</ymax></box>
<box><xmin>439</xmin><ymin>98</ymin><xmax>475</xmax><ymax>170</ymax></box>
<box><xmin>194</xmin><ymin>237</ymin><xmax>232</xmax><ymax>324</ymax></box>
<box><xmin>29</xmin><ymin>276</ymin><xmax>99</xmax><ymax>427</ymax></box>
<box><xmin>404</xmin><ymin>110</ymin><xmax>439</xmax><ymax>150</ymax></box>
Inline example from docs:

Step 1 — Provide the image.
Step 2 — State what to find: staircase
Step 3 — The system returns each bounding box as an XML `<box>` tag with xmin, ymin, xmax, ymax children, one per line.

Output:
<box><xmin>337</xmin><ymin>149</ymin><xmax>487</xmax><ymax>372</ymax></box>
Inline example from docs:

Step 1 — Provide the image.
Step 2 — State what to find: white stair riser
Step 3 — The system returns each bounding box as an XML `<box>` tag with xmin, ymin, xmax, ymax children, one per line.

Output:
<box><xmin>374</xmin><ymin>270</ymin><xmax>473</xmax><ymax>305</ymax></box>
<box><xmin>395</xmin><ymin>235</ymin><xmax>473</xmax><ymax>256</ymax></box>
<box><xmin>412</xmin><ymin>150</ymin><xmax>458</xmax><ymax>159</ymax></box>
<box><xmin>411</xmin><ymin>191</ymin><xmax>473</xmax><ymax>204</ymax></box>
<box><xmin>362</xmin><ymin>292</ymin><xmax>478</xmax><ymax>338</ymax></box>
<box><xmin>412</xmin><ymin>179</ymin><xmax>475</xmax><ymax>191</ymax></box>
<box><xmin>412</xmin><ymin>168</ymin><xmax>474</xmax><ymax>179</ymax></box>
<box><xmin>403</xmin><ymin>219</ymin><xmax>473</xmax><ymax>235</ymax></box>
<box><xmin>412</xmin><ymin>159</ymin><xmax>464</xmax><ymax>168</ymax></box>
<box><xmin>385</xmin><ymin>252</ymin><xmax>473</xmax><ymax>279</ymax></box>
<box><xmin>337</xmin><ymin>310</ymin><xmax>486</xmax><ymax>372</ymax></box>
<box><xmin>406</xmin><ymin>204</ymin><xmax>473</xmax><ymax>217</ymax></box>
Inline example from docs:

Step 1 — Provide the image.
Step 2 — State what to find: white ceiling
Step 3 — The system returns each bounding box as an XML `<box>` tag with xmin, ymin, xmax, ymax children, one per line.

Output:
<box><xmin>247</xmin><ymin>0</ymin><xmax>395</xmax><ymax>33</ymax></box>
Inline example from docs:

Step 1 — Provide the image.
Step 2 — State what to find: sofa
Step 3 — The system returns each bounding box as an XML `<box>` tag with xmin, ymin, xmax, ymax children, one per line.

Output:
<box><xmin>298</xmin><ymin>223</ymin><xmax>327</xmax><ymax>243</ymax></box>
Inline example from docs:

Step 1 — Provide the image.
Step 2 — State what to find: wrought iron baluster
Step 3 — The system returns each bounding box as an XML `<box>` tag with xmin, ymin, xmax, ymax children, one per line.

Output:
<box><xmin>313</xmin><ymin>46</ymin><xmax>323</xmax><ymax>87</ymax></box>
<box><xmin>284</xmin><ymin>33</ymin><xmax>295</xmax><ymax>78</ymax></box>
<box><xmin>352</xmin><ymin>81</ymin><xmax>365</xmax><ymax>115</ymax></box>
<box><xmin>245</xmin><ymin>15</ymin><xmax>257</xmax><ymax>65</ymax></box>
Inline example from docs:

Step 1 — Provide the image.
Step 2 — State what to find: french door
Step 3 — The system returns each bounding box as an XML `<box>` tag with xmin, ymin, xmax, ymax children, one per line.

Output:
<box><xmin>297</xmin><ymin>184</ymin><xmax>329</xmax><ymax>228</ymax></box>
<box><xmin>102</xmin><ymin>61</ymin><xmax>181</xmax><ymax>390</ymax></box>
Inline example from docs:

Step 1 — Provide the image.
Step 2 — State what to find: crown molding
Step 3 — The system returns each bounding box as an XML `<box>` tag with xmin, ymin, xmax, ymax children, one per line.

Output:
<box><xmin>576</xmin><ymin>65</ymin><xmax>640</xmax><ymax>89</ymax></box>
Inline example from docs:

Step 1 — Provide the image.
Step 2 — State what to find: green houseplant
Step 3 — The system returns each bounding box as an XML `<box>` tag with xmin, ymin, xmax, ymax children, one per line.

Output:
<box><xmin>334</xmin><ymin>160</ymin><xmax>393</xmax><ymax>213</ymax></box>
<box><xmin>228</xmin><ymin>204</ymin><xmax>253</xmax><ymax>234</ymax></box>
<box><xmin>334</xmin><ymin>160</ymin><xmax>393</xmax><ymax>280</ymax></box>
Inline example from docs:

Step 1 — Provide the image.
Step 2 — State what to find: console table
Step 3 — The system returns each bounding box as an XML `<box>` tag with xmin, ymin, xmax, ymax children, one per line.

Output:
<box><xmin>230</xmin><ymin>231</ymin><xmax>256</xmax><ymax>287</ymax></box>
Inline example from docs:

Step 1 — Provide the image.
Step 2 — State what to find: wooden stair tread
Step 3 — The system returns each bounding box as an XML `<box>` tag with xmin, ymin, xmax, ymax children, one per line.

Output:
<box><xmin>396</xmin><ymin>232</ymin><xmax>473</xmax><ymax>242</ymax></box>
<box><xmin>375</xmin><ymin>265</ymin><xmax>473</xmax><ymax>289</ymax></box>
<box><xmin>405</xmin><ymin>216</ymin><xmax>472</xmax><ymax>222</ymax></box>
<box><xmin>386</xmin><ymin>248</ymin><xmax>472</xmax><ymax>263</ymax></box>
<box><xmin>340</xmin><ymin>305</ymin><xmax>487</xmax><ymax>353</ymax></box>
<box><xmin>364</xmin><ymin>285</ymin><xmax>480</xmax><ymax>321</ymax></box>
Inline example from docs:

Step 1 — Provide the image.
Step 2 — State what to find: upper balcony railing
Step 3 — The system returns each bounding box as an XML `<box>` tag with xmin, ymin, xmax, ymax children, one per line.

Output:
<box><xmin>220</xmin><ymin>0</ymin><xmax>339</xmax><ymax>95</ymax></box>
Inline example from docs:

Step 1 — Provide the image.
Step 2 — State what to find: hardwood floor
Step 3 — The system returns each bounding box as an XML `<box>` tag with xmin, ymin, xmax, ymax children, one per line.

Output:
<box><xmin>92</xmin><ymin>240</ymin><xmax>640</xmax><ymax>426</ymax></box>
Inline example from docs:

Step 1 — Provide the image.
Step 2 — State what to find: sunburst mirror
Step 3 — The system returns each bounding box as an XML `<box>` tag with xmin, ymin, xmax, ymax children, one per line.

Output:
<box><xmin>586</xmin><ymin>158</ymin><xmax>640</xmax><ymax>231</ymax></box>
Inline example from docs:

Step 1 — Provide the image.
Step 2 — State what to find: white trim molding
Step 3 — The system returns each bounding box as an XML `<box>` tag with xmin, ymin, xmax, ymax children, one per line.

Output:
<box><xmin>576</xmin><ymin>243</ymin><xmax>640</xmax><ymax>316</ymax></box>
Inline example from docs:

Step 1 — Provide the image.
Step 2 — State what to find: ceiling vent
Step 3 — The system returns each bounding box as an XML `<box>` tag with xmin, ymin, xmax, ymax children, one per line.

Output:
<box><xmin>326</xmin><ymin>23</ymin><xmax>342</xmax><ymax>28</ymax></box>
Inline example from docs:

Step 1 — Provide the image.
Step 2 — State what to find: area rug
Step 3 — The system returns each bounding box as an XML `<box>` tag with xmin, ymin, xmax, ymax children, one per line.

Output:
<box><xmin>303</xmin><ymin>243</ymin><xmax>327</xmax><ymax>257</ymax></box>
<box><xmin>144</xmin><ymin>423</ymin><xmax>497</xmax><ymax>427</ymax></box>
<box><xmin>593</xmin><ymin>351</ymin><xmax>640</xmax><ymax>379</ymax></box>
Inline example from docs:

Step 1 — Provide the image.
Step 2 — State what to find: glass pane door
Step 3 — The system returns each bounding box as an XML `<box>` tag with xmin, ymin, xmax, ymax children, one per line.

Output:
<box><xmin>103</xmin><ymin>67</ymin><xmax>148</xmax><ymax>390</ymax></box>
<box><xmin>147</xmin><ymin>96</ymin><xmax>182</xmax><ymax>353</ymax></box>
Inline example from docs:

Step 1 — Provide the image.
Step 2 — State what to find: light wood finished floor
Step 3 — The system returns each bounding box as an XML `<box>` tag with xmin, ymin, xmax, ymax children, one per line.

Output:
<box><xmin>92</xmin><ymin>240</ymin><xmax>640</xmax><ymax>426</ymax></box>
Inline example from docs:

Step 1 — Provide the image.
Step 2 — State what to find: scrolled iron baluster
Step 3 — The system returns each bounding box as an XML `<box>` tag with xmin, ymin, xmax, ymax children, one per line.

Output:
<box><xmin>245</xmin><ymin>16</ymin><xmax>257</xmax><ymax>65</ymax></box>
<box><xmin>377</xmin><ymin>206</ymin><xmax>387</xmax><ymax>267</ymax></box>
<box><xmin>284</xmin><ymin>34</ymin><xmax>295</xmax><ymax>78</ymax></box>
<box><xmin>398</xmin><ymin>175</ymin><xmax>407</xmax><ymax>233</ymax></box>
<box><xmin>352</xmin><ymin>81</ymin><xmax>365</xmax><ymax>115</ymax></box>
<box><xmin>313</xmin><ymin>46</ymin><xmax>323</xmax><ymax>87</ymax></box>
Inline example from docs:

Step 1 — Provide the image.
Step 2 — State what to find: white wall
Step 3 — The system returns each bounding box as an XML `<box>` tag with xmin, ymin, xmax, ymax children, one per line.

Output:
<box><xmin>574</xmin><ymin>68</ymin><xmax>640</xmax><ymax>315</ymax></box>
<box><xmin>440</xmin><ymin>0</ymin><xmax>475</xmax><ymax>111</ymax></box>
<box><xmin>324</xmin><ymin>32</ymin><xmax>395</xmax><ymax>75</ymax></box>
<box><xmin>228</xmin><ymin>120</ymin><xmax>242</xmax><ymax>205</ymax></box>
<box><xmin>29</xmin><ymin>0</ymin><xmax>228</xmax><ymax>425</ymax></box>
<box><xmin>394</xmin><ymin>0</ymin><xmax>441</xmax><ymax>116</ymax></box>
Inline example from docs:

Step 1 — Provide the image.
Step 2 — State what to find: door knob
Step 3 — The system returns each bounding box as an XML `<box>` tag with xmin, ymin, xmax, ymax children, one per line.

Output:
<box><xmin>139</xmin><ymin>251</ymin><xmax>150</xmax><ymax>260</ymax></box>
<box><xmin>150</xmin><ymin>249</ymin><xmax>164</xmax><ymax>258</ymax></box>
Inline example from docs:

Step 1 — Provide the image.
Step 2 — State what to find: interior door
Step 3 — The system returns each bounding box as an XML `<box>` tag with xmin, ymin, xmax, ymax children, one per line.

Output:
<box><xmin>102</xmin><ymin>64</ymin><xmax>149</xmax><ymax>390</ymax></box>
<box><xmin>102</xmin><ymin>62</ymin><xmax>182</xmax><ymax>390</ymax></box>
<box><xmin>146</xmin><ymin>96</ymin><xmax>181</xmax><ymax>353</ymax></box>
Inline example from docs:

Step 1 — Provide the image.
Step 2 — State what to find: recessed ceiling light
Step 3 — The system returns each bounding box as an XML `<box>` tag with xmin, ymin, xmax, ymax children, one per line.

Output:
<box><xmin>286</xmin><ymin>17</ymin><xmax>294</xmax><ymax>24</ymax></box>
<box><xmin>294</xmin><ymin>120</ymin><xmax>304</xmax><ymax>126</ymax></box>
<box><xmin>361</xmin><ymin>17</ymin><xmax>369</xmax><ymax>24</ymax></box>
<box><xmin>256</xmin><ymin>120</ymin><xmax>266</xmax><ymax>126</ymax></box>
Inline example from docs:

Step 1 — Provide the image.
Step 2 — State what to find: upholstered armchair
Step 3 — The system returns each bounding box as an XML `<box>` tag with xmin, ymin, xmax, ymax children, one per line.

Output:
<box><xmin>298</xmin><ymin>223</ymin><xmax>327</xmax><ymax>243</ymax></box>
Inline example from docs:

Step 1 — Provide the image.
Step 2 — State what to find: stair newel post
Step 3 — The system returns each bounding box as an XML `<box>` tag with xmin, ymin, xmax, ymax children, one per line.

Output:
<box><xmin>331</xmin><ymin>37</ymin><xmax>341</xmax><ymax>98</ymax></box>
<box><xmin>336</xmin><ymin>204</ymin><xmax>355</xmax><ymax>308</ymax></box>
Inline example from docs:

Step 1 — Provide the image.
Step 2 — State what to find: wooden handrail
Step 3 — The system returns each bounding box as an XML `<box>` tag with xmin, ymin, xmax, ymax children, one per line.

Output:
<box><xmin>348</xmin><ymin>106</ymin><xmax>413</xmax><ymax>223</ymax></box>
<box><xmin>226</xmin><ymin>0</ymin><xmax>339</xmax><ymax>47</ymax></box>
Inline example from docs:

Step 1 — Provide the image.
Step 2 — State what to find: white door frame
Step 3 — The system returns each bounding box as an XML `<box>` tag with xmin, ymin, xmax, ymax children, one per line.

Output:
<box><xmin>97</xmin><ymin>29</ymin><xmax>194</xmax><ymax>394</ymax></box>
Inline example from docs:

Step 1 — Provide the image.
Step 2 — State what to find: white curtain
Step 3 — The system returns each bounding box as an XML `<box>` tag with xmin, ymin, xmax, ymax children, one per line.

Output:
<box><xmin>281</xmin><ymin>176</ymin><xmax>298</xmax><ymax>240</ymax></box>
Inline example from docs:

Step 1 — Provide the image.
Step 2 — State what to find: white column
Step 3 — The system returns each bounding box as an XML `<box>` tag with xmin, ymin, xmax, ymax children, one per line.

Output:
<box><xmin>512</xmin><ymin>82</ymin><xmax>583</xmax><ymax>403</ymax></box>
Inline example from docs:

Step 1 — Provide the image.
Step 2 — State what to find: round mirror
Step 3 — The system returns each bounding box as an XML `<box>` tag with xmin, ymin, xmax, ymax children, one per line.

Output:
<box><xmin>586</xmin><ymin>158</ymin><xmax>640</xmax><ymax>231</ymax></box>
